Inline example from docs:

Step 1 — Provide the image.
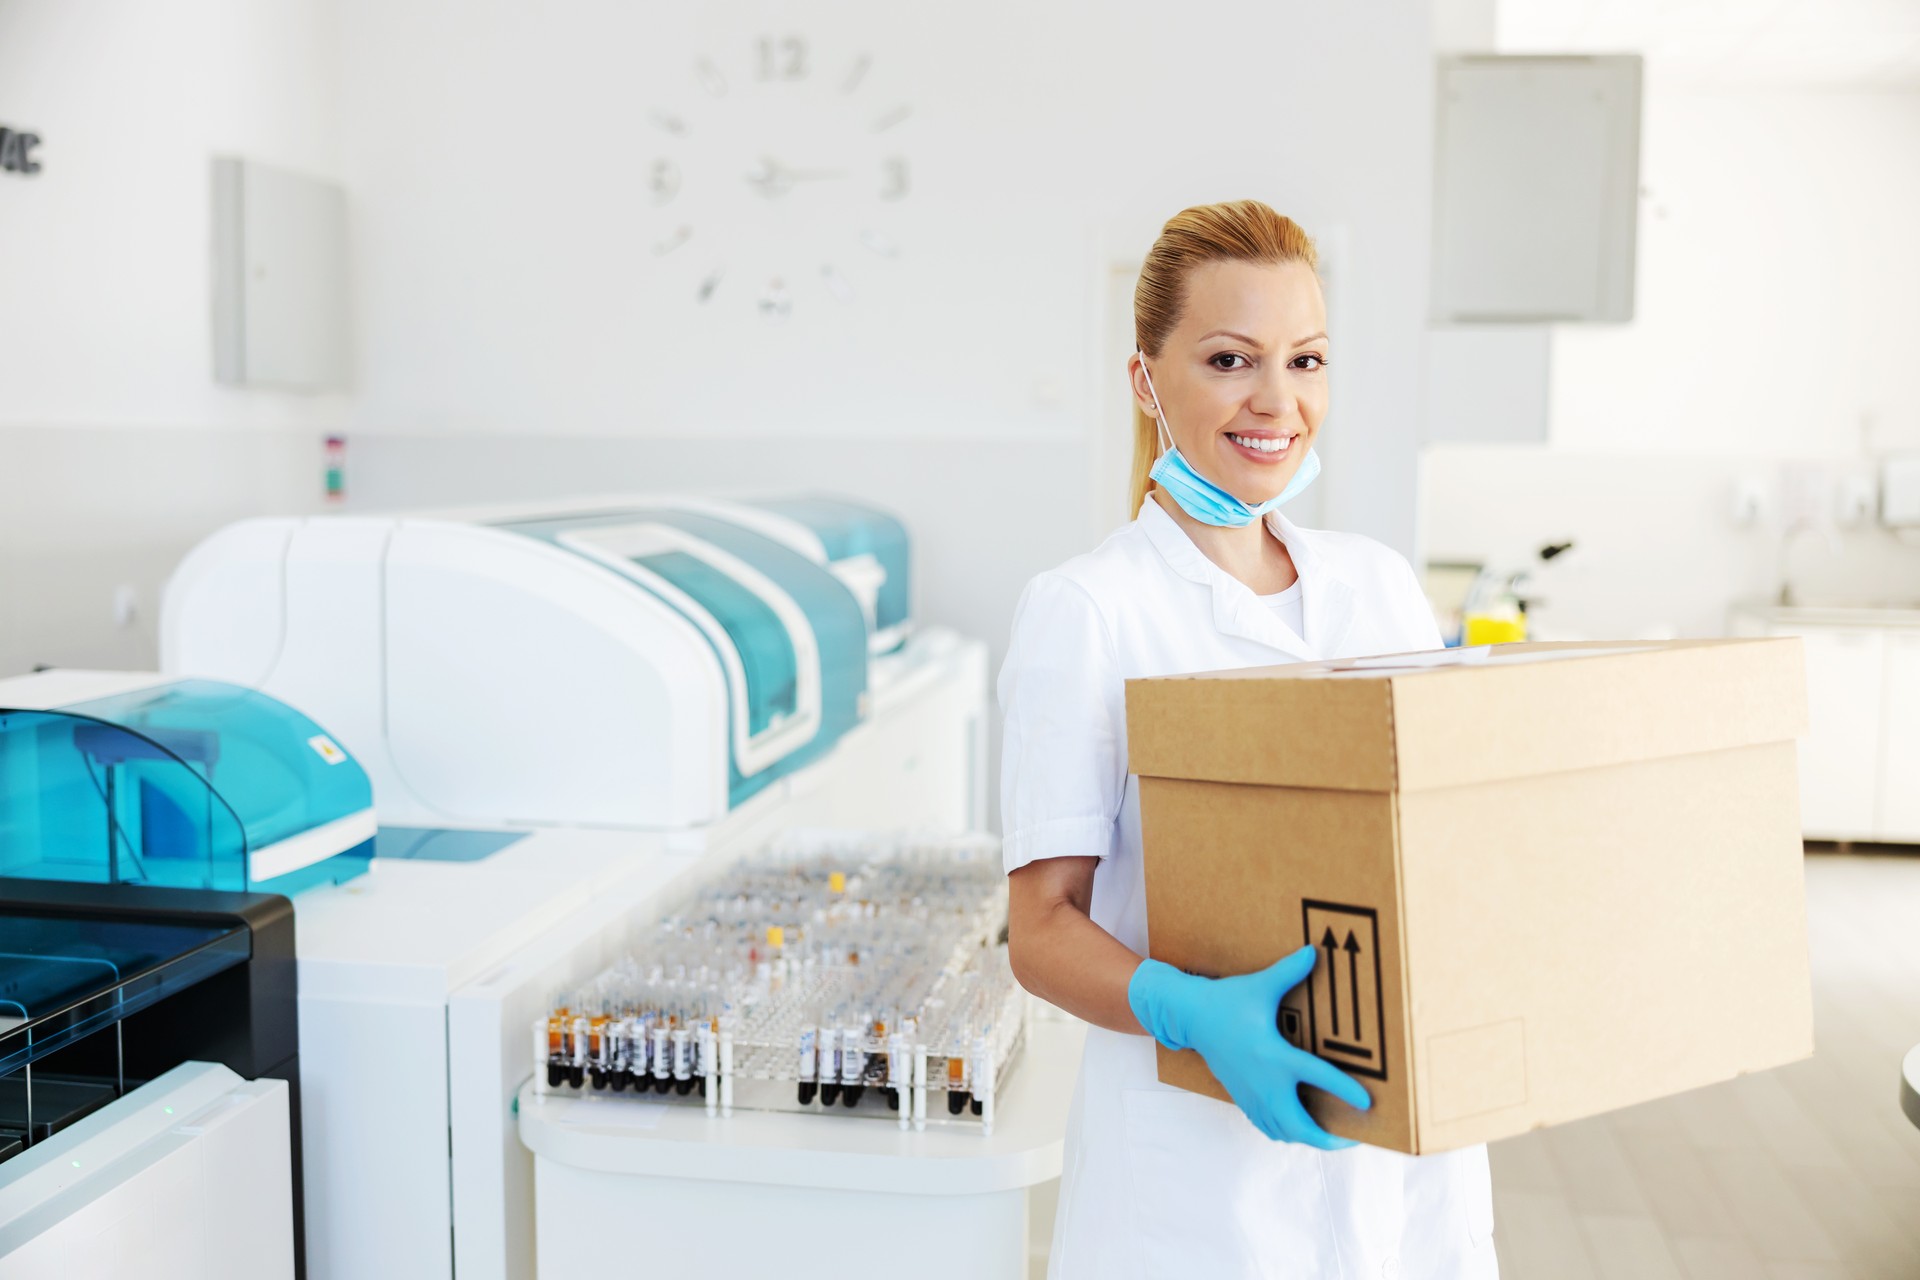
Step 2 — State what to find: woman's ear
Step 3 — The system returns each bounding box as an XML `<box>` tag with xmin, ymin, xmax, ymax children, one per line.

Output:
<box><xmin>1128</xmin><ymin>351</ymin><xmax>1159</xmax><ymax>421</ymax></box>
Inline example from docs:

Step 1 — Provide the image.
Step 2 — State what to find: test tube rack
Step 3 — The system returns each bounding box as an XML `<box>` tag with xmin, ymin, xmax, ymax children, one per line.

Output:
<box><xmin>531</xmin><ymin>833</ymin><xmax>1029</xmax><ymax>1134</ymax></box>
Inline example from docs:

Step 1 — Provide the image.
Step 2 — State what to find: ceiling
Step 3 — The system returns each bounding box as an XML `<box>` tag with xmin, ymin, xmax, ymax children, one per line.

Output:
<box><xmin>1497</xmin><ymin>0</ymin><xmax>1920</xmax><ymax>89</ymax></box>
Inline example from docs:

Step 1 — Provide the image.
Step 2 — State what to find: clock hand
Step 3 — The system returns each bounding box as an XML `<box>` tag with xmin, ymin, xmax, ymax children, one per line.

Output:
<box><xmin>745</xmin><ymin>156</ymin><xmax>790</xmax><ymax>197</ymax></box>
<box><xmin>745</xmin><ymin>156</ymin><xmax>849</xmax><ymax>197</ymax></box>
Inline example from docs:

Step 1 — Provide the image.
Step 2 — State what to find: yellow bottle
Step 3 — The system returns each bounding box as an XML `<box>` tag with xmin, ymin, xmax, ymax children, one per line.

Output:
<box><xmin>1462</xmin><ymin>608</ymin><xmax>1527</xmax><ymax>646</ymax></box>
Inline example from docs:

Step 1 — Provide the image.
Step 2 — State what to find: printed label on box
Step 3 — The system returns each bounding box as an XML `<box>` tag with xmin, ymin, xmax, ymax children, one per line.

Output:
<box><xmin>1301</xmin><ymin>900</ymin><xmax>1388</xmax><ymax>1081</ymax></box>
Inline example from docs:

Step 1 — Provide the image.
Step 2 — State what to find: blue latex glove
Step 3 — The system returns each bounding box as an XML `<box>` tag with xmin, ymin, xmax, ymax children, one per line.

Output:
<box><xmin>1129</xmin><ymin>944</ymin><xmax>1372</xmax><ymax>1149</ymax></box>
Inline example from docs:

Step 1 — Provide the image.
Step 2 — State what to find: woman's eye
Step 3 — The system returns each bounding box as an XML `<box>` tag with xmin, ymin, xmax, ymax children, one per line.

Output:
<box><xmin>1292</xmin><ymin>353</ymin><xmax>1327</xmax><ymax>370</ymax></box>
<box><xmin>1210</xmin><ymin>353</ymin><xmax>1249</xmax><ymax>370</ymax></box>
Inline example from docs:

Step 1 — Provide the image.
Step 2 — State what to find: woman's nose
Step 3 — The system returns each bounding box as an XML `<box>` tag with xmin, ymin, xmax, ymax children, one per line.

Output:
<box><xmin>1246</xmin><ymin>365</ymin><xmax>1298</xmax><ymax>420</ymax></box>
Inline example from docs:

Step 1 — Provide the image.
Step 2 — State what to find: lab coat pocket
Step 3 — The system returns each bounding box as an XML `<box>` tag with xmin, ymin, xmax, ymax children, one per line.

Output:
<box><xmin>1453</xmin><ymin>1144</ymin><xmax>1496</xmax><ymax>1245</ymax></box>
<box><xmin>1119</xmin><ymin>1086</ymin><xmax>1331</xmax><ymax>1280</ymax></box>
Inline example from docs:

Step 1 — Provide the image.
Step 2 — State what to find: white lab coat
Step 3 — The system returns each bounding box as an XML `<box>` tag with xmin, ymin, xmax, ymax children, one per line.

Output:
<box><xmin>999</xmin><ymin>497</ymin><xmax>1498</xmax><ymax>1280</ymax></box>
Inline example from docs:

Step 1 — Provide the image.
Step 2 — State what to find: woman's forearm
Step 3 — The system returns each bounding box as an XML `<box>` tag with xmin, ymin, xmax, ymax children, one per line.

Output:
<box><xmin>1007</xmin><ymin>860</ymin><xmax>1151</xmax><ymax>1035</ymax></box>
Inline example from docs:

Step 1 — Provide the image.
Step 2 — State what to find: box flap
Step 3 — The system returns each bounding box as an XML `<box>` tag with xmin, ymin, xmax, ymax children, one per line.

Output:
<box><xmin>1125</xmin><ymin>638</ymin><xmax>1807</xmax><ymax>792</ymax></box>
<box><xmin>1126</xmin><ymin>668</ymin><xmax>1399</xmax><ymax>791</ymax></box>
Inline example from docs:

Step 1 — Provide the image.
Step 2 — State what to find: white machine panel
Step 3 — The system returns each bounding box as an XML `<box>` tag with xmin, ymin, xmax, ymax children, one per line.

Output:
<box><xmin>383</xmin><ymin>521</ymin><xmax>725</xmax><ymax>827</ymax></box>
<box><xmin>0</xmin><ymin>1064</ymin><xmax>292</xmax><ymax>1280</ymax></box>
<box><xmin>159</xmin><ymin>519</ymin><xmax>292</xmax><ymax>688</ymax></box>
<box><xmin>162</xmin><ymin>505</ymin><xmax>915</xmax><ymax>831</ymax></box>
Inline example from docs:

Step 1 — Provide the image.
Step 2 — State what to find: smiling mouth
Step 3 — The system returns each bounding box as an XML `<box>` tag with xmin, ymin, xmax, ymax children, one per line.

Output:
<box><xmin>1226</xmin><ymin>432</ymin><xmax>1298</xmax><ymax>456</ymax></box>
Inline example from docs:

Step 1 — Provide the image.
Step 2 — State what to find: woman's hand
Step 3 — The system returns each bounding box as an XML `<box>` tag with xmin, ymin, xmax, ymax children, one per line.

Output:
<box><xmin>1010</xmin><ymin>860</ymin><xmax>1372</xmax><ymax>1147</ymax></box>
<box><xmin>1128</xmin><ymin>946</ymin><xmax>1373</xmax><ymax>1149</ymax></box>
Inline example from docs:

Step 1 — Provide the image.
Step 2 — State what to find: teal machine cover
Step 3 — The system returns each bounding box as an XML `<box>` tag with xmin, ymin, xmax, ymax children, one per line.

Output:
<box><xmin>495</xmin><ymin>499</ymin><xmax>904</xmax><ymax>810</ymax></box>
<box><xmin>750</xmin><ymin>497</ymin><xmax>912</xmax><ymax>641</ymax></box>
<box><xmin>0</xmin><ymin>680</ymin><xmax>375</xmax><ymax>895</ymax></box>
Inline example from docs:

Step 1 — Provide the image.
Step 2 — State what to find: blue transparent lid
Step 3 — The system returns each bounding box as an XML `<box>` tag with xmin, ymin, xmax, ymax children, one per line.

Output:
<box><xmin>0</xmin><ymin>680</ymin><xmax>373</xmax><ymax>892</ymax></box>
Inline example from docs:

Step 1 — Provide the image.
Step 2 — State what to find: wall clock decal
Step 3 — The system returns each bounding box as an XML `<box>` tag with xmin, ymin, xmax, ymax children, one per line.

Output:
<box><xmin>649</xmin><ymin>35</ymin><xmax>913</xmax><ymax>321</ymax></box>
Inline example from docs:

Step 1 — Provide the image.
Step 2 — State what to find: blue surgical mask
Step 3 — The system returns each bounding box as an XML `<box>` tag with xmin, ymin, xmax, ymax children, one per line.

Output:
<box><xmin>1138</xmin><ymin>348</ymin><xmax>1320</xmax><ymax>527</ymax></box>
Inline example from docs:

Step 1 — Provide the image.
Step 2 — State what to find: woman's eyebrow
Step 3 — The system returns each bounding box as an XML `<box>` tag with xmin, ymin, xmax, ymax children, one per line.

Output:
<box><xmin>1196</xmin><ymin>329</ymin><xmax>1329</xmax><ymax>349</ymax></box>
<box><xmin>1198</xmin><ymin>329</ymin><xmax>1265</xmax><ymax>347</ymax></box>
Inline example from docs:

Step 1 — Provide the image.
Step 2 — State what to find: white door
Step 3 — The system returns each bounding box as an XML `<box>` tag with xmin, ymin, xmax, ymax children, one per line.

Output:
<box><xmin>1876</xmin><ymin>631</ymin><xmax>1920</xmax><ymax>840</ymax></box>
<box><xmin>1783</xmin><ymin>626</ymin><xmax>1885</xmax><ymax>839</ymax></box>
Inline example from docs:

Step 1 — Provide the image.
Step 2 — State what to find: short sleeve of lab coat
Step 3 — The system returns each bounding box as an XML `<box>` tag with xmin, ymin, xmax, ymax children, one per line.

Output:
<box><xmin>997</xmin><ymin>572</ymin><xmax>1125</xmax><ymax>876</ymax></box>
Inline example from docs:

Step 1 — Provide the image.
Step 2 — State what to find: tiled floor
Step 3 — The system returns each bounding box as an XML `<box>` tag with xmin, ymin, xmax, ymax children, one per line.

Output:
<box><xmin>1490</xmin><ymin>850</ymin><xmax>1920</xmax><ymax>1279</ymax></box>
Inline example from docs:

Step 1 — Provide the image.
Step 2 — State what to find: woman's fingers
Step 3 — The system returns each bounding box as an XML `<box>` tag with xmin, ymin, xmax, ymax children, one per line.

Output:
<box><xmin>1252</xmin><ymin>944</ymin><xmax>1318</xmax><ymax>999</ymax></box>
<box><xmin>1294</xmin><ymin>1052</ymin><xmax>1373</xmax><ymax>1113</ymax></box>
<box><xmin>1274</xmin><ymin>1093</ymin><xmax>1359</xmax><ymax>1151</ymax></box>
<box><xmin>1250</xmin><ymin>1105</ymin><xmax>1287</xmax><ymax>1142</ymax></box>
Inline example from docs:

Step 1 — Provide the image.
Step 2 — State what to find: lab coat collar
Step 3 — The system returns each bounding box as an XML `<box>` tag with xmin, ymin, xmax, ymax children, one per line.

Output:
<box><xmin>1136</xmin><ymin>494</ymin><xmax>1357</xmax><ymax>660</ymax></box>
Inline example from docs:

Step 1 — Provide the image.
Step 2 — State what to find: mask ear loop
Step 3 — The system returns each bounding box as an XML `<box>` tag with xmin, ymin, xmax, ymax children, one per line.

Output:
<box><xmin>1135</xmin><ymin>345</ymin><xmax>1175</xmax><ymax>455</ymax></box>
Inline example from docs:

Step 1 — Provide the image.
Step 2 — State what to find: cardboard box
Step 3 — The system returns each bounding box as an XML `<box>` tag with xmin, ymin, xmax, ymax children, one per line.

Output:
<box><xmin>1125</xmin><ymin>638</ymin><xmax>1813</xmax><ymax>1154</ymax></box>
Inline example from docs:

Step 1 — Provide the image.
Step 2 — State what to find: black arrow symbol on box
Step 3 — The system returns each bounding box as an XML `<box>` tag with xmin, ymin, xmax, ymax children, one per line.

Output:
<box><xmin>1344</xmin><ymin>930</ymin><xmax>1363</xmax><ymax>1041</ymax></box>
<box><xmin>1322</xmin><ymin>927</ymin><xmax>1341</xmax><ymax>1037</ymax></box>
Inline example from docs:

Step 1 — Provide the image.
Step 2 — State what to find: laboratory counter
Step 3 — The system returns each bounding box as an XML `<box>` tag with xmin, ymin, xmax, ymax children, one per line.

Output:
<box><xmin>519</xmin><ymin>1016</ymin><xmax>1085</xmax><ymax>1278</ymax></box>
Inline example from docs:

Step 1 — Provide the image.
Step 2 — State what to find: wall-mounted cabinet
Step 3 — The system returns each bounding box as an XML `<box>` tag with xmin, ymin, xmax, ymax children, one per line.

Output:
<box><xmin>1430</xmin><ymin>55</ymin><xmax>1642</xmax><ymax>324</ymax></box>
<box><xmin>212</xmin><ymin>156</ymin><xmax>349</xmax><ymax>392</ymax></box>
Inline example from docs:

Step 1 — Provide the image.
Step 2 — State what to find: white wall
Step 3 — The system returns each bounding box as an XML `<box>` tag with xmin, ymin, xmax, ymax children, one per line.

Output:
<box><xmin>329</xmin><ymin>0</ymin><xmax>1438</xmax><ymax>553</ymax></box>
<box><xmin>0</xmin><ymin>425</ymin><xmax>325</xmax><ymax>673</ymax></box>
<box><xmin>1422</xmin><ymin>325</ymin><xmax>1550</xmax><ymax>444</ymax></box>
<box><xmin>0</xmin><ymin>0</ymin><xmax>348</xmax><ymax>429</ymax></box>
<box><xmin>1420</xmin><ymin>80</ymin><xmax>1920</xmax><ymax>632</ymax></box>
<box><xmin>1419</xmin><ymin>445</ymin><xmax>1920</xmax><ymax>641</ymax></box>
<box><xmin>1</xmin><ymin>1</ymin><xmax>1444</xmax><ymax>836</ymax></box>
<box><xmin>0</xmin><ymin>0</ymin><xmax>345</xmax><ymax>676</ymax></box>
<box><xmin>1549</xmin><ymin>86</ymin><xmax>1920</xmax><ymax>457</ymax></box>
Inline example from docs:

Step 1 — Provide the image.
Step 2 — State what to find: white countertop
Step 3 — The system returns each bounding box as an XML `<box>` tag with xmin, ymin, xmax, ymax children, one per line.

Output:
<box><xmin>293</xmin><ymin>825</ymin><xmax>694</xmax><ymax>1001</ymax></box>
<box><xmin>290</xmin><ymin>776</ymin><xmax>830</xmax><ymax>1002</ymax></box>
<box><xmin>517</xmin><ymin>1017</ymin><xmax>1085</xmax><ymax>1196</ymax></box>
<box><xmin>1731</xmin><ymin>601</ymin><xmax>1920</xmax><ymax>629</ymax></box>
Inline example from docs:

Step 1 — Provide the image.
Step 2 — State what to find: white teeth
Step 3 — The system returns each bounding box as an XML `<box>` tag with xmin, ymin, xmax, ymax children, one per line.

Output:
<box><xmin>1228</xmin><ymin>433</ymin><xmax>1293</xmax><ymax>454</ymax></box>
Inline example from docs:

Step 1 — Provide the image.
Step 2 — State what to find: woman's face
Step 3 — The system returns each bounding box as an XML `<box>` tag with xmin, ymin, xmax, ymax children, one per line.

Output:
<box><xmin>1131</xmin><ymin>259</ymin><xmax>1329</xmax><ymax>506</ymax></box>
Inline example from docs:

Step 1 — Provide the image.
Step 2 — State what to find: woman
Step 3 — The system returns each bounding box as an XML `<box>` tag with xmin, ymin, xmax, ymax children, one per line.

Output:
<box><xmin>1001</xmin><ymin>200</ymin><xmax>1497</xmax><ymax>1279</ymax></box>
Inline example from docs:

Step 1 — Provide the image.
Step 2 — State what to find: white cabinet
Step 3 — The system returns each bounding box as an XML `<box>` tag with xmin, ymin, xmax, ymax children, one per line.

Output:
<box><xmin>1784</xmin><ymin>626</ymin><xmax>1886</xmax><ymax>838</ymax></box>
<box><xmin>1879</xmin><ymin>632</ymin><xmax>1920</xmax><ymax>837</ymax></box>
<box><xmin>1740</xmin><ymin>609</ymin><xmax>1920</xmax><ymax>843</ymax></box>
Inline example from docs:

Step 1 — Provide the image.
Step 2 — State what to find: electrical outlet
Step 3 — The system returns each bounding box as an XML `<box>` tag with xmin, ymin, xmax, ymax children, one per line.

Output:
<box><xmin>1834</xmin><ymin>474</ymin><xmax>1878</xmax><ymax>528</ymax></box>
<box><xmin>1730</xmin><ymin>474</ymin><xmax>1769</xmax><ymax>528</ymax></box>
<box><xmin>1884</xmin><ymin>455</ymin><xmax>1920</xmax><ymax>526</ymax></box>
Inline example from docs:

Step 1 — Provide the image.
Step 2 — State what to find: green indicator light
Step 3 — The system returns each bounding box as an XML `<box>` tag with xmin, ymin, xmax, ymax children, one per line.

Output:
<box><xmin>164</xmin><ymin>1106</ymin><xmax>174</xmax><ymax>1115</ymax></box>
<box><xmin>71</xmin><ymin>1160</ymin><xmax>81</xmax><ymax>1168</ymax></box>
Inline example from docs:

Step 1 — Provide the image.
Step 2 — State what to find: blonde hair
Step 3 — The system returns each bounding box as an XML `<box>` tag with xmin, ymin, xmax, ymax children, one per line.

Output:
<box><xmin>1128</xmin><ymin>200</ymin><xmax>1319</xmax><ymax>518</ymax></box>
